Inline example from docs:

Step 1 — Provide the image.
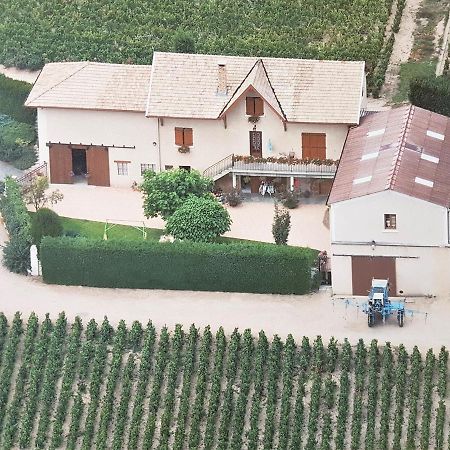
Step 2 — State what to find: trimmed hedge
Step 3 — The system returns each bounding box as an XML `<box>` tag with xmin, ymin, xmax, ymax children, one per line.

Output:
<box><xmin>409</xmin><ymin>76</ymin><xmax>450</xmax><ymax>117</ymax></box>
<box><xmin>40</xmin><ymin>237</ymin><xmax>319</xmax><ymax>294</ymax></box>
<box><xmin>0</xmin><ymin>178</ymin><xmax>32</xmax><ymax>273</ymax></box>
<box><xmin>0</xmin><ymin>75</ymin><xmax>36</xmax><ymax>125</ymax></box>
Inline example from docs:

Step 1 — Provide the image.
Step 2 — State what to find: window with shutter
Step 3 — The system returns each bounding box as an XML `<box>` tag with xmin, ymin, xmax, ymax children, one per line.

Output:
<box><xmin>246</xmin><ymin>97</ymin><xmax>264</xmax><ymax>116</ymax></box>
<box><xmin>301</xmin><ymin>133</ymin><xmax>326</xmax><ymax>160</ymax></box>
<box><xmin>184</xmin><ymin>128</ymin><xmax>193</xmax><ymax>146</ymax></box>
<box><xmin>174</xmin><ymin>127</ymin><xmax>194</xmax><ymax>146</ymax></box>
<box><xmin>175</xmin><ymin>128</ymin><xmax>184</xmax><ymax>146</ymax></box>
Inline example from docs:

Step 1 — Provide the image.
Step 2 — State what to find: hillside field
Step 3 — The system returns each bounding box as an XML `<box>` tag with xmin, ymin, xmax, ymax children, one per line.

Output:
<box><xmin>0</xmin><ymin>0</ymin><xmax>391</xmax><ymax>73</ymax></box>
<box><xmin>0</xmin><ymin>312</ymin><xmax>448</xmax><ymax>449</ymax></box>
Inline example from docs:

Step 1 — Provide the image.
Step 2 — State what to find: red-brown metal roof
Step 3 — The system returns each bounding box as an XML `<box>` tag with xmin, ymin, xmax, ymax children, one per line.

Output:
<box><xmin>328</xmin><ymin>105</ymin><xmax>450</xmax><ymax>208</ymax></box>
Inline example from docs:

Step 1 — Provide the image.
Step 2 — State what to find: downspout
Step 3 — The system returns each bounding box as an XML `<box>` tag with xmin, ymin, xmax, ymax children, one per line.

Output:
<box><xmin>448</xmin><ymin>208</ymin><xmax>450</xmax><ymax>245</ymax></box>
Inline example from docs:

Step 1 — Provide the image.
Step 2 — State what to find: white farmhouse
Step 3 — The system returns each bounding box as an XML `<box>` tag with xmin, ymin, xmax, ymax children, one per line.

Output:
<box><xmin>328</xmin><ymin>105</ymin><xmax>450</xmax><ymax>297</ymax></box>
<box><xmin>25</xmin><ymin>52</ymin><xmax>366</xmax><ymax>192</ymax></box>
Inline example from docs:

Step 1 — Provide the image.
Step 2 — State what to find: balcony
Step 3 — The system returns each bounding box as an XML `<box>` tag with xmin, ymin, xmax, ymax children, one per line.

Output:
<box><xmin>204</xmin><ymin>154</ymin><xmax>338</xmax><ymax>181</ymax></box>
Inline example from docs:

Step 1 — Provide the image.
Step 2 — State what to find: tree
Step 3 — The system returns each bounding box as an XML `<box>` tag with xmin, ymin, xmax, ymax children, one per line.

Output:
<box><xmin>272</xmin><ymin>204</ymin><xmax>291</xmax><ymax>245</ymax></box>
<box><xmin>23</xmin><ymin>176</ymin><xmax>63</xmax><ymax>211</ymax></box>
<box><xmin>141</xmin><ymin>169</ymin><xmax>213</xmax><ymax>219</ymax></box>
<box><xmin>173</xmin><ymin>30</ymin><xmax>196</xmax><ymax>53</ymax></box>
<box><xmin>166</xmin><ymin>196</ymin><xmax>231</xmax><ymax>242</ymax></box>
<box><xmin>31</xmin><ymin>207</ymin><xmax>63</xmax><ymax>247</ymax></box>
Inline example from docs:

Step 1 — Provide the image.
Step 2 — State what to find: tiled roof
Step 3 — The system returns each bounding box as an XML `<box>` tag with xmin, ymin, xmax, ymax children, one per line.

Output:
<box><xmin>26</xmin><ymin>62</ymin><xmax>152</xmax><ymax>112</ymax></box>
<box><xmin>146</xmin><ymin>52</ymin><xmax>365</xmax><ymax>124</ymax></box>
<box><xmin>219</xmin><ymin>59</ymin><xmax>286</xmax><ymax>120</ymax></box>
<box><xmin>328</xmin><ymin>105</ymin><xmax>450</xmax><ymax>208</ymax></box>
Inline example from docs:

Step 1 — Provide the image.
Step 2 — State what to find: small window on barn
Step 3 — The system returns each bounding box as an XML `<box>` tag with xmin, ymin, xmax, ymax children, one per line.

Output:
<box><xmin>141</xmin><ymin>163</ymin><xmax>156</xmax><ymax>175</ymax></box>
<box><xmin>175</xmin><ymin>127</ymin><xmax>193</xmax><ymax>146</ymax></box>
<box><xmin>115</xmin><ymin>161</ymin><xmax>130</xmax><ymax>176</ymax></box>
<box><xmin>384</xmin><ymin>214</ymin><xmax>397</xmax><ymax>230</ymax></box>
<box><xmin>164</xmin><ymin>165</ymin><xmax>173</xmax><ymax>171</ymax></box>
<box><xmin>246</xmin><ymin>97</ymin><xmax>264</xmax><ymax>116</ymax></box>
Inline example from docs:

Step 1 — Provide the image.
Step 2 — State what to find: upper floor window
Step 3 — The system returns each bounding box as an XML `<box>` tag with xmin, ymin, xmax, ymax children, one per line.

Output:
<box><xmin>384</xmin><ymin>214</ymin><xmax>397</xmax><ymax>230</ymax></box>
<box><xmin>141</xmin><ymin>163</ymin><xmax>155</xmax><ymax>175</ymax></box>
<box><xmin>302</xmin><ymin>133</ymin><xmax>326</xmax><ymax>160</ymax></box>
<box><xmin>175</xmin><ymin>127</ymin><xmax>193</xmax><ymax>146</ymax></box>
<box><xmin>246</xmin><ymin>96</ymin><xmax>264</xmax><ymax>116</ymax></box>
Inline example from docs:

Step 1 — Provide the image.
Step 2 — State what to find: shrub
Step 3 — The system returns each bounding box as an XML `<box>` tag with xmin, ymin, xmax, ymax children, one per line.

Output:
<box><xmin>31</xmin><ymin>208</ymin><xmax>63</xmax><ymax>247</ymax></box>
<box><xmin>40</xmin><ymin>237</ymin><xmax>319</xmax><ymax>294</ymax></box>
<box><xmin>173</xmin><ymin>29</ymin><xmax>196</xmax><ymax>53</ymax></box>
<box><xmin>0</xmin><ymin>75</ymin><xmax>36</xmax><ymax>124</ymax></box>
<box><xmin>409</xmin><ymin>76</ymin><xmax>450</xmax><ymax>117</ymax></box>
<box><xmin>166</xmin><ymin>196</ymin><xmax>231</xmax><ymax>242</ymax></box>
<box><xmin>0</xmin><ymin>178</ymin><xmax>32</xmax><ymax>274</ymax></box>
<box><xmin>141</xmin><ymin>169</ymin><xmax>213</xmax><ymax>219</ymax></box>
<box><xmin>0</xmin><ymin>119</ymin><xmax>37</xmax><ymax>168</ymax></box>
<box><xmin>272</xmin><ymin>204</ymin><xmax>291</xmax><ymax>245</ymax></box>
<box><xmin>280</xmin><ymin>190</ymin><xmax>300</xmax><ymax>209</ymax></box>
<box><xmin>225</xmin><ymin>189</ymin><xmax>242</xmax><ymax>207</ymax></box>
<box><xmin>23</xmin><ymin>176</ymin><xmax>64</xmax><ymax>210</ymax></box>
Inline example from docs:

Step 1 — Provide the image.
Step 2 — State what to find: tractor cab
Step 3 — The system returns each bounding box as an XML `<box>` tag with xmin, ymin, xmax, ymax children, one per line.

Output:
<box><xmin>368</xmin><ymin>279</ymin><xmax>389</xmax><ymax>310</ymax></box>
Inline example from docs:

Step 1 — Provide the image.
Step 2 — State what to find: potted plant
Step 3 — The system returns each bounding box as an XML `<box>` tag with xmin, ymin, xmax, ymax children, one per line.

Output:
<box><xmin>178</xmin><ymin>145</ymin><xmax>190</xmax><ymax>153</ymax></box>
<box><xmin>248</xmin><ymin>115</ymin><xmax>260</xmax><ymax>124</ymax></box>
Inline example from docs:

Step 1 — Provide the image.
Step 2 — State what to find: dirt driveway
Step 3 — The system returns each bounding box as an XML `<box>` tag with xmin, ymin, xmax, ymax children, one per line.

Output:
<box><xmin>1</xmin><ymin>221</ymin><xmax>448</xmax><ymax>352</ymax></box>
<box><xmin>49</xmin><ymin>184</ymin><xmax>331</xmax><ymax>251</ymax></box>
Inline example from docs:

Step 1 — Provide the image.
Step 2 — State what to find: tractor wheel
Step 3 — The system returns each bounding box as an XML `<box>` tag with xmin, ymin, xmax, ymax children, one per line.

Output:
<box><xmin>398</xmin><ymin>311</ymin><xmax>404</xmax><ymax>328</ymax></box>
<box><xmin>368</xmin><ymin>312</ymin><xmax>374</xmax><ymax>327</ymax></box>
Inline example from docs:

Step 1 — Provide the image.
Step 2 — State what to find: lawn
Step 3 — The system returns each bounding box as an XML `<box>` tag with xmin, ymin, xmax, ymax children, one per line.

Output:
<box><xmin>393</xmin><ymin>61</ymin><xmax>436</xmax><ymax>103</ymax></box>
<box><xmin>59</xmin><ymin>215</ymin><xmax>254</xmax><ymax>244</ymax></box>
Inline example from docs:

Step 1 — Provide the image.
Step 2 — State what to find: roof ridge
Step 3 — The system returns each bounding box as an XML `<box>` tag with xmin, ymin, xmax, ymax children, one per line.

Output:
<box><xmin>26</xmin><ymin>61</ymin><xmax>90</xmax><ymax>105</ymax></box>
<box><xmin>388</xmin><ymin>105</ymin><xmax>413</xmax><ymax>190</ymax></box>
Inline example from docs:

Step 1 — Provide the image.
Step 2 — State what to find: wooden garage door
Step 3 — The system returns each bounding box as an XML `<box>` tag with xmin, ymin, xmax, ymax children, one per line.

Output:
<box><xmin>49</xmin><ymin>144</ymin><xmax>73</xmax><ymax>184</ymax></box>
<box><xmin>302</xmin><ymin>133</ymin><xmax>326</xmax><ymax>160</ymax></box>
<box><xmin>87</xmin><ymin>146</ymin><xmax>110</xmax><ymax>187</ymax></box>
<box><xmin>351</xmin><ymin>256</ymin><xmax>397</xmax><ymax>296</ymax></box>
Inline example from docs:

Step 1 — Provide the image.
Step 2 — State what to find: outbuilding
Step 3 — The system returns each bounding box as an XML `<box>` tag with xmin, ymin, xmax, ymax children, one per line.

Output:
<box><xmin>328</xmin><ymin>105</ymin><xmax>450</xmax><ymax>297</ymax></box>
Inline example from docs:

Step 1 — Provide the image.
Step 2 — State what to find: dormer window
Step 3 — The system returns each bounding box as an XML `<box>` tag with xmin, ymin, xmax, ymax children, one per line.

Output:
<box><xmin>246</xmin><ymin>97</ymin><xmax>264</xmax><ymax>116</ymax></box>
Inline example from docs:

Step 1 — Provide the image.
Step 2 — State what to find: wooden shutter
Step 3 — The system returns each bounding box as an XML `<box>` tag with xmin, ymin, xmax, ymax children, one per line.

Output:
<box><xmin>246</xmin><ymin>97</ymin><xmax>254</xmax><ymax>115</ymax></box>
<box><xmin>302</xmin><ymin>133</ymin><xmax>326</xmax><ymax>160</ymax></box>
<box><xmin>183</xmin><ymin>128</ymin><xmax>193</xmax><ymax>146</ymax></box>
<box><xmin>175</xmin><ymin>127</ymin><xmax>184</xmax><ymax>146</ymax></box>
<box><xmin>254</xmin><ymin>97</ymin><xmax>264</xmax><ymax>116</ymax></box>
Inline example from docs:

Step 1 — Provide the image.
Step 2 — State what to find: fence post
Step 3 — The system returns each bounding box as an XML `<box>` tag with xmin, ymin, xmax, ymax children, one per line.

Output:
<box><xmin>30</xmin><ymin>244</ymin><xmax>40</xmax><ymax>276</ymax></box>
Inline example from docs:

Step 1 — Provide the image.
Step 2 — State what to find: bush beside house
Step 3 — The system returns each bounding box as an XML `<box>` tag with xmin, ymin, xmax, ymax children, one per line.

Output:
<box><xmin>31</xmin><ymin>208</ymin><xmax>63</xmax><ymax>248</ymax></box>
<box><xmin>0</xmin><ymin>178</ymin><xmax>32</xmax><ymax>273</ymax></box>
<box><xmin>0</xmin><ymin>75</ymin><xmax>36</xmax><ymax>125</ymax></box>
<box><xmin>409</xmin><ymin>76</ymin><xmax>450</xmax><ymax>117</ymax></box>
<box><xmin>40</xmin><ymin>237</ymin><xmax>319</xmax><ymax>294</ymax></box>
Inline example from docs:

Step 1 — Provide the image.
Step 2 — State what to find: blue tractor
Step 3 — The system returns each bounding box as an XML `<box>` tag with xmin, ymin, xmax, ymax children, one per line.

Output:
<box><xmin>364</xmin><ymin>279</ymin><xmax>405</xmax><ymax>327</ymax></box>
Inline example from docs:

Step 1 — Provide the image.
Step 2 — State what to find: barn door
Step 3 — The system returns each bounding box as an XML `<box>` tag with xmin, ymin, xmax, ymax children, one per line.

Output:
<box><xmin>249</xmin><ymin>131</ymin><xmax>262</xmax><ymax>157</ymax></box>
<box><xmin>351</xmin><ymin>256</ymin><xmax>397</xmax><ymax>296</ymax></box>
<box><xmin>49</xmin><ymin>144</ymin><xmax>73</xmax><ymax>184</ymax></box>
<box><xmin>87</xmin><ymin>146</ymin><xmax>110</xmax><ymax>186</ymax></box>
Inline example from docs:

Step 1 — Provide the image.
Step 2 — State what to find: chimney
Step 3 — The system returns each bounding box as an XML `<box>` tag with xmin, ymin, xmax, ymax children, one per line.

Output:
<box><xmin>217</xmin><ymin>62</ymin><xmax>227</xmax><ymax>95</ymax></box>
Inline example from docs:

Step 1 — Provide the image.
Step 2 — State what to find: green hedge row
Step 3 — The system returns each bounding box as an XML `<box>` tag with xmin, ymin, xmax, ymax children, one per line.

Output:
<box><xmin>0</xmin><ymin>178</ymin><xmax>31</xmax><ymax>273</ymax></box>
<box><xmin>0</xmin><ymin>74</ymin><xmax>36</xmax><ymax>125</ymax></box>
<box><xmin>409</xmin><ymin>76</ymin><xmax>450</xmax><ymax>117</ymax></box>
<box><xmin>40</xmin><ymin>237</ymin><xmax>319</xmax><ymax>294</ymax></box>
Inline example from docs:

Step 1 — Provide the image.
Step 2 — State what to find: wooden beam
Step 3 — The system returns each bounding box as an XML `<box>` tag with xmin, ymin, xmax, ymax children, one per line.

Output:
<box><xmin>223</xmin><ymin>115</ymin><xmax>227</xmax><ymax>129</ymax></box>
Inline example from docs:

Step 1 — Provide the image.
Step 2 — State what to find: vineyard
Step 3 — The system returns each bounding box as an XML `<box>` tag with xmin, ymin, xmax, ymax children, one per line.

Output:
<box><xmin>0</xmin><ymin>0</ymin><xmax>393</xmax><ymax>75</ymax></box>
<box><xmin>0</xmin><ymin>312</ymin><xmax>448</xmax><ymax>449</ymax></box>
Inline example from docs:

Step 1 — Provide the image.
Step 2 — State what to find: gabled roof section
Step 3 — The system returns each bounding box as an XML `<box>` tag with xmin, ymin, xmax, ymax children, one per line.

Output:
<box><xmin>219</xmin><ymin>59</ymin><xmax>286</xmax><ymax>121</ymax></box>
<box><xmin>328</xmin><ymin>105</ymin><xmax>450</xmax><ymax>208</ymax></box>
<box><xmin>26</xmin><ymin>62</ymin><xmax>152</xmax><ymax>112</ymax></box>
<box><xmin>146</xmin><ymin>52</ymin><xmax>365</xmax><ymax>124</ymax></box>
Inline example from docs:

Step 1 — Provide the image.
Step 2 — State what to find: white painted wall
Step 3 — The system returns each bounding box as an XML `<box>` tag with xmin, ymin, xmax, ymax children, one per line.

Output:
<box><xmin>156</xmin><ymin>89</ymin><xmax>350</xmax><ymax>172</ymax></box>
<box><xmin>37</xmin><ymin>108</ymin><xmax>159</xmax><ymax>187</ymax></box>
<box><xmin>332</xmin><ymin>244</ymin><xmax>450</xmax><ymax>297</ymax></box>
<box><xmin>330</xmin><ymin>190</ymin><xmax>449</xmax><ymax>247</ymax></box>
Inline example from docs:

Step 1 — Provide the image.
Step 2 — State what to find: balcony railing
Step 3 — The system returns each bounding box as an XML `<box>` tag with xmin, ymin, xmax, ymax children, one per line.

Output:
<box><xmin>203</xmin><ymin>154</ymin><xmax>338</xmax><ymax>180</ymax></box>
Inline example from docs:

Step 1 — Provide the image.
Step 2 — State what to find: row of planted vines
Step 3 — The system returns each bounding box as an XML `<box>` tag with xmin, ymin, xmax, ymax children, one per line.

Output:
<box><xmin>1</xmin><ymin>0</ymin><xmax>391</xmax><ymax>74</ymax></box>
<box><xmin>0</xmin><ymin>312</ymin><xmax>447</xmax><ymax>449</ymax></box>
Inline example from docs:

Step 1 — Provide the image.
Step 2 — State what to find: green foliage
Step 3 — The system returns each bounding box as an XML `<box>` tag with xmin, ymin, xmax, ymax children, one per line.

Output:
<box><xmin>225</xmin><ymin>188</ymin><xmax>242</xmax><ymax>207</ymax></box>
<box><xmin>272</xmin><ymin>204</ymin><xmax>291</xmax><ymax>245</ymax></box>
<box><xmin>166</xmin><ymin>196</ymin><xmax>231</xmax><ymax>242</ymax></box>
<box><xmin>0</xmin><ymin>178</ymin><xmax>31</xmax><ymax>274</ymax></box>
<box><xmin>40</xmin><ymin>237</ymin><xmax>318</xmax><ymax>294</ymax></box>
<box><xmin>0</xmin><ymin>0</ymin><xmax>389</xmax><ymax>83</ymax></box>
<box><xmin>141</xmin><ymin>169</ymin><xmax>213</xmax><ymax>219</ymax></box>
<box><xmin>409</xmin><ymin>75</ymin><xmax>450</xmax><ymax>117</ymax></box>
<box><xmin>31</xmin><ymin>207</ymin><xmax>63</xmax><ymax>247</ymax></box>
<box><xmin>280</xmin><ymin>190</ymin><xmax>300</xmax><ymax>209</ymax></box>
<box><xmin>370</xmin><ymin>33</ymin><xmax>395</xmax><ymax>98</ymax></box>
<box><xmin>173</xmin><ymin>30</ymin><xmax>196</xmax><ymax>53</ymax></box>
<box><xmin>0</xmin><ymin>75</ymin><xmax>35</xmax><ymax>124</ymax></box>
<box><xmin>0</xmin><ymin>118</ymin><xmax>37</xmax><ymax>169</ymax></box>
